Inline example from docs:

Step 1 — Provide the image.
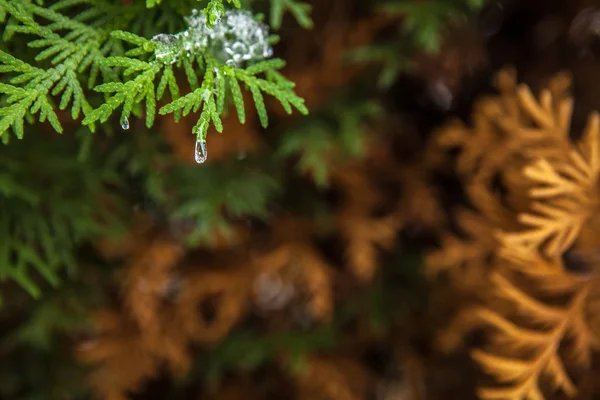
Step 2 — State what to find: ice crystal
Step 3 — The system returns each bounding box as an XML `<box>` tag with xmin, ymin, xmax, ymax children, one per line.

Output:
<box><xmin>151</xmin><ymin>9</ymin><xmax>273</xmax><ymax>68</ymax></box>
<box><xmin>152</xmin><ymin>33</ymin><xmax>180</xmax><ymax>64</ymax></box>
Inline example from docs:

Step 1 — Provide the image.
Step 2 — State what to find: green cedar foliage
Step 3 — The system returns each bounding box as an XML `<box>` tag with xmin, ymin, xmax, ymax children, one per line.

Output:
<box><xmin>168</xmin><ymin>161</ymin><xmax>281</xmax><ymax>244</ymax></box>
<box><xmin>0</xmin><ymin>135</ymin><xmax>122</xmax><ymax>299</ymax></box>
<box><xmin>0</xmin><ymin>0</ymin><xmax>308</xmax><ymax>142</ymax></box>
<box><xmin>202</xmin><ymin>326</ymin><xmax>336</xmax><ymax>385</ymax></box>
<box><xmin>350</xmin><ymin>0</ymin><xmax>485</xmax><ymax>88</ymax></box>
<box><xmin>0</xmin><ymin>273</ymin><xmax>107</xmax><ymax>399</ymax></box>
<box><xmin>277</xmin><ymin>99</ymin><xmax>382</xmax><ymax>187</ymax></box>
<box><xmin>0</xmin><ymin>0</ymin><xmax>475</xmax><ymax>300</ymax></box>
<box><xmin>104</xmin><ymin>129</ymin><xmax>282</xmax><ymax>246</ymax></box>
<box><xmin>0</xmin><ymin>0</ymin><xmax>309</xmax><ymax>297</ymax></box>
<box><xmin>269</xmin><ymin>0</ymin><xmax>312</xmax><ymax>29</ymax></box>
<box><xmin>84</xmin><ymin>30</ymin><xmax>306</xmax><ymax>140</ymax></box>
<box><xmin>382</xmin><ymin>0</ymin><xmax>484</xmax><ymax>53</ymax></box>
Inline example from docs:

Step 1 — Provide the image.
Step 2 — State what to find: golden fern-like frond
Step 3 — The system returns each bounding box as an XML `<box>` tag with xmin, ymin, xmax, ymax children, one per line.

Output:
<box><xmin>337</xmin><ymin>209</ymin><xmax>397</xmax><ymax>281</ymax></box>
<box><xmin>470</xmin><ymin>269</ymin><xmax>597</xmax><ymax>400</ymax></box>
<box><xmin>471</xmin><ymin>80</ymin><xmax>600</xmax><ymax>399</ymax></box>
<box><xmin>295</xmin><ymin>356</ymin><xmax>373</xmax><ymax>400</ymax></box>
<box><xmin>425</xmin><ymin>209</ymin><xmax>497</xmax><ymax>292</ymax></box>
<box><xmin>424</xmin><ymin>69</ymin><xmax>579</xmax><ymax>296</ymax></box>
<box><xmin>429</xmin><ymin>68</ymin><xmax>600</xmax><ymax>400</ymax></box>
<box><xmin>333</xmin><ymin>164</ymin><xmax>399</xmax><ymax>281</ymax></box>
<box><xmin>77</xmin><ymin>311</ymin><xmax>162</xmax><ymax>400</ymax></box>
<box><xmin>501</xmin><ymin>111</ymin><xmax>600</xmax><ymax>258</ymax></box>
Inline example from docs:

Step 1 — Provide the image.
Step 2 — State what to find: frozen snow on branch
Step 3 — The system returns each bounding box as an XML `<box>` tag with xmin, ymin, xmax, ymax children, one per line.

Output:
<box><xmin>151</xmin><ymin>9</ymin><xmax>273</xmax><ymax>68</ymax></box>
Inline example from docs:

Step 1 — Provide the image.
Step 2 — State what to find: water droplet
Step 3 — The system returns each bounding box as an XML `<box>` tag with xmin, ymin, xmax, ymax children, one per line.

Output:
<box><xmin>569</xmin><ymin>7</ymin><xmax>600</xmax><ymax>47</ymax></box>
<box><xmin>478</xmin><ymin>2</ymin><xmax>504</xmax><ymax>38</ymax></box>
<box><xmin>78</xmin><ymin>340</ymin><xmax>98</xmax><ymax>351</ymax></box>
<box><xmin>152</xmin><ymin>33</ymin><xmax>180</xmax><ymax>63</ymax></box>
<box><xmin>232</xmin><ymin>41</ymin><xmax>248</xmax><ymax>54</ymax></box>
<box><xmin>252</xmin><ymin>272</ymin><xmax>295</xmax><ymax>311</ymax></box>
<box><xmin>427</xmin><ymin>80</ymin><xmax>453</xmax><ymax>111</ymax></box>
<box><xmin>120</xmin><ymin>115</ymin><xmax>129</xmax><ymax>130</ymax></box>
<box><xmin>195</xmin><ymin>138</ymin><xmax>207</xmax><ymax>163</ymax></box>
<box><xmin>160</xmin><ymin>275</ymin><xmax>183</xmax><ymax>301</ymax></box>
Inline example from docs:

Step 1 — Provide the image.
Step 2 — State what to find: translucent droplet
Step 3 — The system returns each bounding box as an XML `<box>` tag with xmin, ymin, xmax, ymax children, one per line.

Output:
<box><xmin>78</xmin><ymin>340</ymin><xmax>98</xmax><ymax>351</ymax></box>
<box><xmin>151</xmin><ymin>33</ymin><xmax>180</xmax><ymax>63</ymax></box>
<box><xmin>120</xmin><ymin>116</ymin><xmax>129</xmax><ymax>130</ymax></box>
<box><xmin>232</xmin><ymin>41</ymin><xmax>248</xmax><ymax>55</ymax></box>
<box><xmin>194</xmin><ymin>138</ymin><xmax>207</xmax><ymax>163</ymax></box>
<box><xmin>214</xmin><ymin>9</ymin><xmax>222</xmax><ymax>23</ymax></box>
<box><xmin>427</xmin><ymin>80</ymin><xmax>453</xmax><ymax>111</ymax></box>
<box><xmin>252</xmin><ymin>272</ymin><xmax>295</xmax><ymax>312</ymax></box>
<box><xmin>478</xmin><ymin>2</ymin><xmax>504</xmax><ymax>38</ymax></box>
<box><xmin>160</xmin><ymin>275</ymin><xmax>183</xmax><ymax>301</ymax></box>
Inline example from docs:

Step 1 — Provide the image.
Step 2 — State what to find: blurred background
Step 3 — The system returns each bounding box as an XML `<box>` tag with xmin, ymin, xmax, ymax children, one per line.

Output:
<box><xmin>4</xmin><ymin>0</ymin><xmax>600</xmax><ymax>399</ymax></box>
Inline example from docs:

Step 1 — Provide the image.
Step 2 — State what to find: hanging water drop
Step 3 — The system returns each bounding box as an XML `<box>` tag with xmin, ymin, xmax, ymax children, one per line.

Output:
<box><xmin>120</xmin><ymin>115</ymin><xmax>129</xmax><ymax>130</ymax></box>
<box><xmin>195</xmin><ymin>138</ymin><xmax>207</xmax><ymax>163</ymax></box>
<box><xmin>214</xmin><ymin>9</ymin><xmax>222</xmax><ymax>23</ymax></box>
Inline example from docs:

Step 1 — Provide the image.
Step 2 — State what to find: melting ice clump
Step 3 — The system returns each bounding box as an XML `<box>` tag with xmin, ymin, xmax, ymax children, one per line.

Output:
<box><xmin>151</xmin><ymin>9</ymin><xmax>273</xmax><ymax>68</ymax></box>
<box><xmin>152</xmin><ymin>33</ymin><xmax>180</xmax><ymax>64</ymax></box>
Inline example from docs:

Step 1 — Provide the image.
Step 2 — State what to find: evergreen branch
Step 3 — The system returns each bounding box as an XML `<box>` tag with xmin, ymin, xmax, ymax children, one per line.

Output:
<box><xmin>349</xmin><ymin>0</ymin><xmax>484</xmax><ymax>88</ymax></box>
<box><xmin>347</xmin><ymin>44</ymin><xmax>411</xmax><ymax>89</ymax></box>
<box><xmin>158</xmin><ymin>55</ymin><xmax>222</xmax><ymax>138</ymax></box>
<box><xmin>144</xmin><ymin>0</ymin><xmax>243</xmax><ymax>29</ymax></box>
<box><xmin>203</xmin><ymin>326</ymin><xmax>335</xmax><ymax>384</ymax></box>
<box><xmin>278</xmin><ymin>100</ymin><xmax>381</xmax><ymax>186</ymax></box>
<box><xmin>0</xmin><ymin>51</ymin><xmax>63</xmax><ymax>138</ymax></box>
<box><xmin>146</xmin><ymin>0</ymin><xmax>161</xmax><ymax>8</ymax></box>
<box><xmin>203</xmin><ymin>0</ymin><xmax>242</xmax><ymax>27</ymax></box>
<box><xmin>0</xmin><ymin>137</ymin><xmax>122</xmax><ymax>298</ymax></box>
<box><xmin>168</xmin><ymin>161</ymin><xmax>281</xmax><ymax>243</ymax></box>
<box><xmin>0</xmin><ymin>2</ymin><xmax>307</xmax><ymax>142</ymax></box>
<box><xmin>85</xmin><ymin>10</ymin><xmax>307</xmax><ymax>145</ymax></box>
<box><xmin>0</xmin><ymin>0</ymin><xmax>126</xmax><ymax>138</ymax></box>
<box><xmin>269</xmin><ymin>0</ymin><xmax>313</xmax><ymax>29</ymax></box>
<box><xmin>380</xmin><ymin>0</ymin><xmax>483</xmax><ymax>53</ymax></box>
<box><xmin>234</xmin><ymin>59</ymin><xmax>308</xmax><ymax>127</ymax></box>
<box><xmin>82</xmin><ymin>53</ymin><xmax>160</xmax><ymax>128</ymax></box>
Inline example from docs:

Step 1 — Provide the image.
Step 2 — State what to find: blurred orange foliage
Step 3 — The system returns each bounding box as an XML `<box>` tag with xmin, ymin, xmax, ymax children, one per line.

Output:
<box><xmin>428</xmin><ymin>68</ymin><xmax>600</xmax><ymax>400</ymax></box>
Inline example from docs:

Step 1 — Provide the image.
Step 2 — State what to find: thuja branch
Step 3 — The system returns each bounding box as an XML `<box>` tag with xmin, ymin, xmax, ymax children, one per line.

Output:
<box><xmin>82</xmin><ymin>10</ymin><xmax>307</xmax><ymax>151</ymax></box>
<box><xmin>0</xmin><ymin>2</ymin><xmax>308</xmax><ymax>144</ymax></box>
